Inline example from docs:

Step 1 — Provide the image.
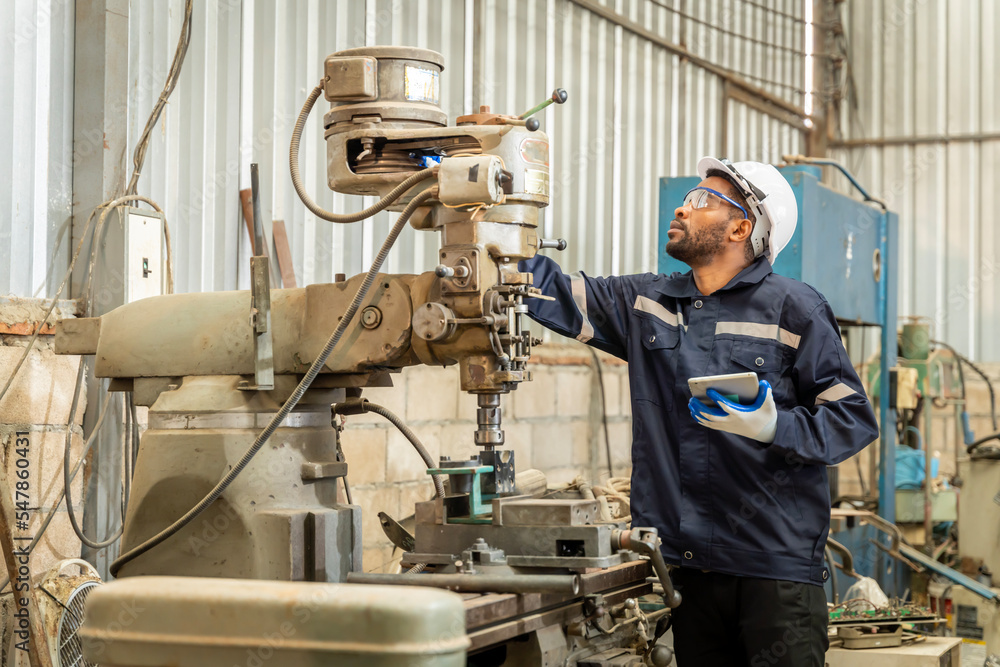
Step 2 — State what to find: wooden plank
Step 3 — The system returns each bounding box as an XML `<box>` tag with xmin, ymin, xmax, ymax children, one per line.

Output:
<box><xmin>239</xmin><ymin>188</ymin><xmax>279</xmax><ymax>285</ymax></box>
<box><xmin>272</xmin><ymin>220</ymin><xmax>297</xmax><ymax>288</ymax></box>
<box><xmin>238</xmin><ymin>189</ymin><xmax>261</xmax><ymax>255</ymax></box>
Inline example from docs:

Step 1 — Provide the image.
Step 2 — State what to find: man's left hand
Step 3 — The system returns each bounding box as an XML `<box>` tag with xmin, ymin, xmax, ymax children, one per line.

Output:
<box><xmin>688</xmin><ymin>380</ymin><xmax>778</xmax><ymax>444</ymax></box>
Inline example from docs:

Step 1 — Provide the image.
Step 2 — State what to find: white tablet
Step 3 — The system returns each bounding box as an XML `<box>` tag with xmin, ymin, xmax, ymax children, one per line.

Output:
<box><xmin>687</xmin><ymin>372</ymin><xmax>760</xmax><ymax>404</ymax></box>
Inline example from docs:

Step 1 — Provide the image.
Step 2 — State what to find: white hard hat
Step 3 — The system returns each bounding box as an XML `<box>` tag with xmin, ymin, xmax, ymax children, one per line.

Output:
<box><xmin>696</xmin><ymin>157</ymin><xmax>798</xmax><ymax>264</ymax></box>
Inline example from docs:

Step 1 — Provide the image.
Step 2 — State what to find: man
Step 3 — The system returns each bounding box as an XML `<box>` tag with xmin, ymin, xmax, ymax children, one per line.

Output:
<box><xmin>521</xmin><ymin>157</ymin><xmax>879</xmax><ymax>666</ymax></box>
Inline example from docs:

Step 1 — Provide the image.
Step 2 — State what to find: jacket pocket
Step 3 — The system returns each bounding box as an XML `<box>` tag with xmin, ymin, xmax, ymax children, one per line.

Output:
<box><xmin>639</xmin><ymin>318</ymin><xmax>679</xmax><ymax>351</ymax></box>
<box><xmin>729</xmin><ymin>339</ymin><xmax>789</xmax><ymax>373</ymax></box>
<box><xmin>632</xmin><ymin>319</ymin><xmax>678</xmax><ymax>409</ymax></box>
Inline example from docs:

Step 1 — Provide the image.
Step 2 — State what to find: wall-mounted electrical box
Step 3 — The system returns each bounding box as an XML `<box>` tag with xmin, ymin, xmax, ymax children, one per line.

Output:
<box><xmin>92</xmin><ymin>207</ymin><xmax>166</xmax><ymax>310</ymax></box>
<box><xmin>124</xmin><ymin>209</ymin><xmax>166</xmax><ymax>303</ymax></box>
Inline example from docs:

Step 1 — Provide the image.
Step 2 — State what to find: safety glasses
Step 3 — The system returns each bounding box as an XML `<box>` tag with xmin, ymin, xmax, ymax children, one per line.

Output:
<box><xmin>682</xmin><ymin>187</ymin><xmax>749</xmax><ymax>220</ymax></box>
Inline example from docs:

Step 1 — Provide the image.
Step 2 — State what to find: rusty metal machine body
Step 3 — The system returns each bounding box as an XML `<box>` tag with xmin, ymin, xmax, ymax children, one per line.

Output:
<box><xmin>59</xmin><ymin>46</ymin><xmax>676</xmax><ymax>666</ymax></box>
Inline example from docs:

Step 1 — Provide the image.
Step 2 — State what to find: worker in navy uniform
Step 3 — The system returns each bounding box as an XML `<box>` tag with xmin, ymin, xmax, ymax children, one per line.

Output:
<box><xmin>520</xmin><ymin>157</ymin><xmax>879</xmax><ymax>666</ymax></box>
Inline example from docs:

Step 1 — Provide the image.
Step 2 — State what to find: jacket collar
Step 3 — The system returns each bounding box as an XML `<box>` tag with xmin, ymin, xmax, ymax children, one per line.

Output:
<box><xmin>654</xmin><ymin>257</ymin><xmax>773</xmax><ymax>298</ymax></box>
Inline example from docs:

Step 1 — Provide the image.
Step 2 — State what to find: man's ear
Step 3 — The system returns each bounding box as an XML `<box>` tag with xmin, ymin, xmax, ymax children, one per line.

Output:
<box><xmin>730</xmin><ymin>217</ymin><xmax>753</xmax><ymax>243</ymax></box>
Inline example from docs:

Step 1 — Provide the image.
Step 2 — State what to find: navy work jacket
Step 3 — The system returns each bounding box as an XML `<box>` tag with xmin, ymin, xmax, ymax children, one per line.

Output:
<box><xmin>521</xmin><ymin>254</ymin><xmax>879</xmax><ymax>586</ymax></box>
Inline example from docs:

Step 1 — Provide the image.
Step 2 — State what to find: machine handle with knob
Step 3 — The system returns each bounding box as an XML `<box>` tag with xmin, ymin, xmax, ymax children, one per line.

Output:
<box><xmin>519</xmin><ymin>88</ymin><xmax>569</xmax><ymax>120</ymax></box>
<box><xmin>538</xmin><ymin>238</ymin><xmax>567</xmax><ymax>251</ymax></box>
<box><xmin>435</xmin><ymin>264</ymin><xmax>471</xmax><ymax>279</ymax></box>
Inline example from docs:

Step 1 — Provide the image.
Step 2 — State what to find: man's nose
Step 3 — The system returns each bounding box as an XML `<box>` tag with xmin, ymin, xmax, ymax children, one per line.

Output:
<box><xmin>675</xmin><ymin>204</ymin><xmax>690</xmax><ymax>219</ymax></box>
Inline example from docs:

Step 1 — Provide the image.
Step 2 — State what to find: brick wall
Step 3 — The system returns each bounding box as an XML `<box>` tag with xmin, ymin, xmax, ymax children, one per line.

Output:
<box><xmin>340</xmin><ymin>342</ymin><xmax>632</xmax><ymax>573</ymax></box>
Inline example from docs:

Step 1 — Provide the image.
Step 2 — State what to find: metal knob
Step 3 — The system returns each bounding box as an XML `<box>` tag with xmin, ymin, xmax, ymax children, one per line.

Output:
<box><xmin>538</xmin><ymin>238</ymin><xmax>567</xmax><ymax>251</ymax></box>
<box><xmin>435</xmin><ymin>264</ymin><xmax>470</xmax><ymax>278</ymax></box>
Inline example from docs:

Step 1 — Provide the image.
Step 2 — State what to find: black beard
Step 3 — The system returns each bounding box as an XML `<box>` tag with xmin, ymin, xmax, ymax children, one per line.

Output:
<box><xmin>665</xmin><ymin>221</ymin><xmax>729</xmax><ymax>266</ymax></box>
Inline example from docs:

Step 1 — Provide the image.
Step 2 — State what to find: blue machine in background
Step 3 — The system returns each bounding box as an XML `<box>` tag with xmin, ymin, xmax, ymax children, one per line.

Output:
<box><xmin>658</xmin><ymin>163</ymin><xmax>904</xmax><ymax>601</ymax></box>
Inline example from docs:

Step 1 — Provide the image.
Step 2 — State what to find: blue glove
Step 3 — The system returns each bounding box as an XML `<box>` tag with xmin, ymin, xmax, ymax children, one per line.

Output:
<box><xmin>688</xmin><ymin>380</ymin><xmax>778</xmax><ymax>444</ymax></box>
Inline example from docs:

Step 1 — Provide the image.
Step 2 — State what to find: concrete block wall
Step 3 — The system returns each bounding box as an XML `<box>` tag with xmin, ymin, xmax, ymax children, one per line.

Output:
<box><xmin>1</xmin><ymin>301</ymin><xmax>87</xmax><ymax>665</ymax></box>
<box><xmin>341</xmin><ymin>341</ymin><xmax>632</xmax><ymax>573</ymax></box>
<box><xmin>0</xmin><ymin>302</ymin><xmax>86</xmax><ymax>580</ymax></box>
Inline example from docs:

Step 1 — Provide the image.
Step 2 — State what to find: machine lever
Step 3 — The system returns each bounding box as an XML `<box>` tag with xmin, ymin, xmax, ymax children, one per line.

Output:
<box><xmin>538</xmin><ymin>238</ymin><xmax>567</xmax><ymax>251</ymax></box>
<box><xmin>611</xmin><ymin>528</ymin><xmax>682</xmax><ymax>609</ymax></box>
<box><xmin>434</xmin><ymin>264</ymin><xmax>470</xmax><ymax>279</ymax></box>
<box><xmin>519</xmin><ymin>88</ymin><xmax>568</xmax><ymax>120</ymax></box>
<box><xmin>378</xmin><ymin>512</ymin><xmax>416</xmax><ymax>553</ymax></box>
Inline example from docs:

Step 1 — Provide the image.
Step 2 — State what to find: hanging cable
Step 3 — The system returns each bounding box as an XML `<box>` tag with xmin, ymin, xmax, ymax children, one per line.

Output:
<box><xmin>64</xmin><ymin>362</ymin><xmax>124</xmax><ymax>550</ymax></box>
<box><xmin>125</xmin><ymin>0</ymin><xmax>193</xmax><ymax>196</ymax></box>
<box><xmin>334</xmin><ymin>400</ymin><xmax>446</xmax><ymax>499</ymax></box>
<box><xmin>0</xmin><ymin>388</ymin><xmax>115</xmax><ymax>593</ymax></box>
<box><xmin>931</xmin><ymin>339</ymin><xmax>996</xmax><ymax>432</ymax></box>
<box><xmin>290</xmin><ymin>81</ymin><xmax>437</xmax><ymax>223</ymax></box>
<box><xmin>0</xmin><ymin>202</ymin><xmax>109</xmax><ymax>407</ymax></box>
<box><xmin>109</xmin><ymin>184</ymin><xmax>439</xmax><ymax>577</ymax></box>
<box><xmin>83</xmin><ymin>196</ymin><xmax>170</xmax><ymax>309</ymax></box>
<box><xmin>587</xmin><ymin>347</ymin><xmax>615</xmax><ymax>479</ymax></box>
<box><xmin>0</xmin><ymin>2</ymin><xmax>190</xmax><ymax>569</ymax></box>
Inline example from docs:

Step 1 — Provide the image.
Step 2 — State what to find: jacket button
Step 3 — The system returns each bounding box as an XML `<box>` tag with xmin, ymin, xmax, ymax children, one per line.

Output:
<box><xmin>694</xmin><ymin>300</ymin><xmax>703</xmax><ymax>309</ymax></box>
<box><xmin>683</xmin><ymin>550</ymin><xmax>694</xmax><ymax>560</ymax></box>
<box><xmin>755</xmin><ymin>356</ymin><xmax>765</xmax><ymax>367</ymax></box>
<box><xmin>649</xmin><ymin>335</ymin><xmax>656</xmax><ymax>343</ymax></box>
<box><xmin>822</xmin><ymin>569</ymin><xmax>829</xmax><ymax>581</ymax></box>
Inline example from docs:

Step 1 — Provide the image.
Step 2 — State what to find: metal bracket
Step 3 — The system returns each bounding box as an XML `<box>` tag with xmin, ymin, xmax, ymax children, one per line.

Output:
<box><xmin>425</xmin><ymin>464</ymin><xmax>495</xmax><ymax>524</ymax></box>
<box><xmin>240</xmin><ymin>163</ymin><xmax>275</xmax><ymax>391</ymax></box>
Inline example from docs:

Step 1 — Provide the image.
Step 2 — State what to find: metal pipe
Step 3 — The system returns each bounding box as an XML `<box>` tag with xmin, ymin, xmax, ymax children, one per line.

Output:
<box><xmin>923</xmin><ymin>394</ymin><xmax>934</xmax><ymax>551</ymax></box>
<box><xmin>826</xmin><ymin>538</ymin><xmax>858</xmax><ymax>579</ymax></box>
<box><xmin>825</xmin><ymin>547</ymin><xmax>840</xmax><ymax>604</ymax></box>
<box><xmin>781</xmin><ymin>155</ymin><xmax>887</xmax><ymax>209</ymax></box>
<box><xmin>899</xmin><ymin>543</ymin><xmax>1000</xmax><ymax>603</ymax></box>
<box><xmin>831</xmin><ymin>132</ymin><xmax>1000</xmax><ymax>148</ymax></box>
<box><xmin>861</xmin><ymin>511</ymin><xmax>903</xmax><ymax>555</ymax></box>
<box><xmin>877</xmin><ymin>205</ymin><xmax>896</xmax><ymax>528</ymax></box>
<box><xmin>346</xmin><ymin>572</ymin><xmax>581</xmax><ymax>595</ymax></box>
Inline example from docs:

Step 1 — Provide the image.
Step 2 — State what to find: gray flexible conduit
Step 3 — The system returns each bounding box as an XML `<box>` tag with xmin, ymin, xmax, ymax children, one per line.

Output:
<box><xmin>109</xmin><ymin>185</ymin><xmax>438</xmax><ymax>577</ymax></box>
<box><xmin>64</xmin><ymin>363</ymin><xmax>124</xmax><ymax>549</ymax></box>
<box><xmin>364</xmin><ymin>402</ymin><xmax>447</xmax><ymax>499</ymax></box>
<box><xmin>290</xmin><ymin>81</ymin><xmax>436</xmax><ymax>223</ymax></box>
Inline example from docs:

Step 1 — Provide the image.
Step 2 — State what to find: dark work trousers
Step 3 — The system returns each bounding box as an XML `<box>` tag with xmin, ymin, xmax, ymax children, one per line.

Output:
<box><xmin>669</xmin><ymin>568</ymin><xmax>829</xmax><ymax>667</ymax></box>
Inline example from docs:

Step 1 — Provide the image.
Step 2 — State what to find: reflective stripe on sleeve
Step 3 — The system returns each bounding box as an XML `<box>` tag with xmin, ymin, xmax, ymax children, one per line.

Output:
<box><xmin>814</xmin><ymin>382</ymin><xmax>857</xmax><ymax>406</ymax></box>
<box><xmin>633</xmin><ymin>295</ymin><xmax>679</xmax><ymax>327</ymax></box>
<box><xmin>570</xmin><ymin>272</ymin><xmax>595</xmax><ymax>343</ymax></box>
<box><xmin>715</xmin><ymin>321</ymin><xmax>801</xmax><ymax>349</ymax></box>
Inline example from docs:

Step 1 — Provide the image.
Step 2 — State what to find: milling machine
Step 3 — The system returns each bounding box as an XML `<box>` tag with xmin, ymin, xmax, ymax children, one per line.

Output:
<box><xmin>57</xmin><ymin>47</ymin><xmax>679</xmax><ymax>666</ymax></box>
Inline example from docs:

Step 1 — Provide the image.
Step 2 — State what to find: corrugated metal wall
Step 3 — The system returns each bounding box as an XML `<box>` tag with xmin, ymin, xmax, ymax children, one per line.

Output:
<box><xmin>2</xmin><ymin>0</ymin><xmax>810</xmax><ymax>299</ymax></box>
<box><xmin>0</xmin><ymin>0</ymin><xmax>75</xmax><ymax>298</ymax></box>
<box><xmin>829</xmin><ymin>0</ymin><xmax>1000</xmax><ymax>360</ymax></box>
<box><xmin>124</xmin><ymin>0</ymin><xmax>808</xmax><ymax>290</ymax></box>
